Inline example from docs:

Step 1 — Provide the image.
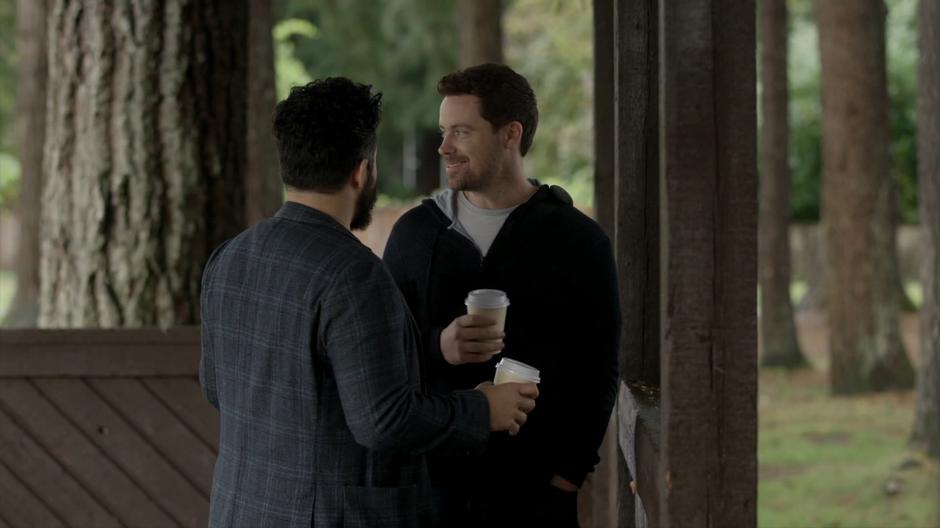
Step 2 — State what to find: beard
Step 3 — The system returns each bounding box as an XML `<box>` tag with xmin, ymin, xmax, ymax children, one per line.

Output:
<box><xmin>350</xmin><ymin>160</ymin><xmax>378</xmax><ymax>231</ymax></box>
<box><xmin>445</xmin><ymin>149</ymin><xmax>502</xmax><ymax>192</ymax></box>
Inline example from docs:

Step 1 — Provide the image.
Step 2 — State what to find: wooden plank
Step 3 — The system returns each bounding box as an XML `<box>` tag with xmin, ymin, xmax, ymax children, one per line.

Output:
<box><xmin>0</xmin><ymin>379</ymin><xmax>175</xmax><ymax>526</ymax></box>
<box><xmin>593</xmin><ymin>0</ymin><xmax>615</xmax><ymax>236</ymax></box>
<box><xmin>0</xmin><ymin>327</ymin><xmax>200</xmax><ymax>377</ymax></box>
<box><xmin>90</xmin><ymin>378</ymin><xmax>216</xmax><ymax>497</ymax></box>
<box><xmin>35</xmin><ymin>378</ymin><xmax>207</xmax><ymax>528</ymax></box>
<box><xmin>144</xmin><ymin>377</ymin><xmax>220</xmax><ymax>452</ymax></box>
<box><xmin>661</xmin><ymin>0</ymin><xmax>722</xmax><ymax>523</ymax></box>
<box><xmin>587</xmin><ymin>3</ymin><xmax>622</xmax><ymax>526</ymax></box>
<box><xmin>660</xmin><ymin>0</ymin><xmax>757</xmax><ymax>526</ymax></box>
<box><xmin>614</xmin><ymin>0</ymin><xmax>660</xmax><ymax>387</ymax></box>
<box><xmin>713</xmin><ymin>0</ymin><xmax>759</xmax><ymax>523</ymax></box>
<box><xmin>0</xmin><ymin>407</ymin><xmax>120</xmax><ymax>527</ymax></box>
<box><xmin>0</xmin><ymin>459</ymin><xmax>65</xmax><ymax>528</ymax></box>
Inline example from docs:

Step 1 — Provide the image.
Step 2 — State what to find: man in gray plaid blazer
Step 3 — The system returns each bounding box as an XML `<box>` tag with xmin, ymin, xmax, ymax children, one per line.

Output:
<box><xmin>199</xmin><ymin>78</ymin><xmax>538</xmax><ymax>527</ymax></box>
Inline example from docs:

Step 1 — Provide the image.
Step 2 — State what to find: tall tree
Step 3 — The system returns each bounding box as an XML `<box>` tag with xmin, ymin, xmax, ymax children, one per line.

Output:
<box><xmin>817</xmin><ymin>0</ymin><xmax>914</xmax><ymax>393</ymax></box>
<box><xmin>3</xmin><ymin>0</ymin><xmax>47</xmax><ymax>327</ymax></box>
<box><xmin>759</xmin><ymin>0</ymin><xmax>806</xmax><ymax>368</ymax></box>
<box><xmin>911</xmin><ymin>0</ymin><xmax>940</xmax><ymax>459</ymax></box>
<box><xmin>40</xmin><ymin>0</ymin><xmax>248</xmax><ymax>328</ymax></box>
<box><xmin>245</xmin><ymin>0</ymin><xmax>282</xmax><ymax>225</ymax></box>
<box><xmin>457</xmin><ymin>0</ymin><xmax>502</xmax><ymax>67</ymax></box>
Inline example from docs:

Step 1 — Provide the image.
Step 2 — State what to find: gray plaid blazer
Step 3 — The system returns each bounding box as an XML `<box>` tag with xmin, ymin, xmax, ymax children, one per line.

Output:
<box><xmin>199</xmin><ymin>202</ymin><xmax>490</xmax><ymax>527</ymax></box>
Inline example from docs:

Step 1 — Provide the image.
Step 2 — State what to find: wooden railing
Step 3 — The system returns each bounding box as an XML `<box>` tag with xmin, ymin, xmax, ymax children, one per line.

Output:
<box><xmin>618</xmin><ymin>380</ymin><xmax>663</xmax><ymax>527</ymax></box>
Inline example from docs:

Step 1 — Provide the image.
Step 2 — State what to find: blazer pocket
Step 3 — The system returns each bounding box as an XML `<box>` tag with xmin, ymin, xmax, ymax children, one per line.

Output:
<box><xmin>343</xmin><ymin>484</ymin><xmax>418</xmax><ymax>528</ymax></box>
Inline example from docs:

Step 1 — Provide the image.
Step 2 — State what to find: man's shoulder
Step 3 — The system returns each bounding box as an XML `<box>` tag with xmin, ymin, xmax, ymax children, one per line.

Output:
<box><xmin>395</xmin><ymin>199</ymin><xmax>446</xmax><ymax>227</ymax></box>
<box><xmin>528</xmin><ymin>194</ymin><xmax>608</xmax><ymax>244</ymax></box>
<box><xmin>209</xmin><ymin>217</ymin><xmax>376</xmax><ymax>276</ymax></box>
<box><xmin>388</xmin><ymin>200</ymin><xmax>447</xmax><ymax>243</ymax></box>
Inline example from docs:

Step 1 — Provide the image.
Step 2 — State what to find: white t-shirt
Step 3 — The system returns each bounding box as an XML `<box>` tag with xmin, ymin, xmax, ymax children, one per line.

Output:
<box><xmin>456</xmin><ymin>191</ymin><xmax>517</xmax><ymax>257</ymax></box>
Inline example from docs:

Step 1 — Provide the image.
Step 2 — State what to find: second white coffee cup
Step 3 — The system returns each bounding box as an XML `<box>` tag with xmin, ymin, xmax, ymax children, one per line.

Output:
<box><xmin>493</xmin><ymin>357</ymin><xmax>540</xmax><ymax>385</ymax></box>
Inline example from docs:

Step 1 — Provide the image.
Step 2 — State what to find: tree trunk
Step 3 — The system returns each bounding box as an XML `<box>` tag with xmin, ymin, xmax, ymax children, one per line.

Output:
<box><xmin>245</xmin><ymin>0</ymin><xmax>282</xmax><ymax>226</ymax></box>
<box><xmin>759</xmin><ymin>0</ymin><xmax>806</xmax><ymax>369</ymax></box>
<box><xmin>817</xmin><ymin>0</ymin><xmax>915</xmax><ymax>394</ymax></box>
<box><xmin>3</xmin><ymin>0</ymin><xmax>48</xmax><ymax>328</ymax></box>
<box><xmin>40</xmin><ymin>0</ymin><xmax>248</xmax><ymax>328</ymax></box>
<box><xmin>911</xmin><ymin>0</ymin><xmax>940</xmax><ymax>459</ymax></box>
<box><xmin>457</xmin><ymin>0</ymin><xmax>502</xmax><ymax>67</ymax></box>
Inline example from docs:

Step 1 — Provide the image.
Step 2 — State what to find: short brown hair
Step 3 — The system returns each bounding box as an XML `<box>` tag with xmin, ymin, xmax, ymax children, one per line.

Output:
<box><xmin>438</xmin><ymin>63</ymin><xmax>538</xmax><ymax>156</ymax></box>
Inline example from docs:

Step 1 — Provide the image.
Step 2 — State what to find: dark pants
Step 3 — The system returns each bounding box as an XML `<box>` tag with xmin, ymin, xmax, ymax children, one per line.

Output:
<box><xmin>432</xmin><ymin>482</ymin><xmax>580</xmax><ymax>528</ymax></box>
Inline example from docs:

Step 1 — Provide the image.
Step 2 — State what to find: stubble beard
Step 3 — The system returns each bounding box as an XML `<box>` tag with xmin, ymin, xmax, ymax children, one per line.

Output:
<box><xmin>350</xmin><ymin>162</ymin><xmax>378</xmax><ymax>231</ymax></box>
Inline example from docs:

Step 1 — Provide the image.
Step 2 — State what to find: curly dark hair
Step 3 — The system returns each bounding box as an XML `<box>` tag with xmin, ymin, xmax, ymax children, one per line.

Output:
<box><xmin>273</xmin><ymin>78</ymin><xmax>382</xmax><ymax>192</ymax></box>
<box><xmin>438</xmin><ymin>63</ymin><xmax>538</xmax><ymax>156</ymax></box>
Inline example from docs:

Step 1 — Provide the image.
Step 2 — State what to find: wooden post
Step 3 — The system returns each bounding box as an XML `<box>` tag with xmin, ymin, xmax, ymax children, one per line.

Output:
<box><xmin>613</xmin><ymin>0</ymin><xmax>660</xmax><ymax>524</ymax></box>
<box><xmin>581</xmin><ymin>3</ymin><xmax>619</xmax><ymax>525</ymax></box>
<box><xmin>659</xmin><ymin>0</ymin><xmax>758</xmax><ymax>526</ymax></box>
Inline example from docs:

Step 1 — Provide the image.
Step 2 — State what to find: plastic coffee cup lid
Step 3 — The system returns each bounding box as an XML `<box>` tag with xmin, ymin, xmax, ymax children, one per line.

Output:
<box><xmin>495</xmin><ymin>357</ymin><xmax>540</xmax><ymax>383</ymax></box>
<box><xmin>465</xmin><ymin>289</ymin><xmax>510</xmax><ymax>309</ymax></box>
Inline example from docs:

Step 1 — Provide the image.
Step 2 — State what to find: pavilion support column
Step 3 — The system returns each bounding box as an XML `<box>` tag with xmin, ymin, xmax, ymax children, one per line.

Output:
<box><xmin>582</xmin><ymin>1</ymin><xmax>619</xmax><ymax>527</ymax></box>
<box><xmin>658</xmin><ymin>0</ymin><xmax>758</xmax><ymax>526</ymax></box>
<box><xmin>611</xmin><ymin>0</ymin><xmax>661</xmax><ymax>525</ymax></box>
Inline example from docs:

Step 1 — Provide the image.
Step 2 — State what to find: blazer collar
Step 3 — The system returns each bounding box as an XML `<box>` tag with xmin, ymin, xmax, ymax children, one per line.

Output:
<box><xmin>274</xmin><ymin>201</ymin><xmax>360</xmax><ymax>242</ymax></box>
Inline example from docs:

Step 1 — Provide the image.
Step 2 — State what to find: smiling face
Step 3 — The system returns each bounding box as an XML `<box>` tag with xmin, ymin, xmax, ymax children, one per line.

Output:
<box><xmin>438</xmin><ymin>94</ymin><xmax>504</xmax><ymax>191</ymax></box>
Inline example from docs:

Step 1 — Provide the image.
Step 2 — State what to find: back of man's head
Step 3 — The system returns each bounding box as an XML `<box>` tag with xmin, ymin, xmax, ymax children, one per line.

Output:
<box><xmin>438</xmin><ymin>63</ymin><xmax>538</xmax><ymax>156</ymax></box>
<box><xmin>273</xmin><ymin>78</ymin><xmax>383</xmax><ymax>192</ymax></box>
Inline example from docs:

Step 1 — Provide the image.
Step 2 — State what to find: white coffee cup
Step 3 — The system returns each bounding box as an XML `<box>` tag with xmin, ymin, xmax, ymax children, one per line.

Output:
<box><xmin>465</xmin><ymin>289</ymin><xmax>510</xmax><ymax>334</ymax></box>
<box><xmin>494</xmin><ymin>357</ymin><xmax>540</xmax><ymax>385</ymax></box>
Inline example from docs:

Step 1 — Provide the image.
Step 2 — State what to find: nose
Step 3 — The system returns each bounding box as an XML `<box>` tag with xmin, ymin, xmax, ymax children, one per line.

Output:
<box><xmin>439</xmin><ymin>134</ymin><xmax>454</xmax><ymax>157</ymax></box>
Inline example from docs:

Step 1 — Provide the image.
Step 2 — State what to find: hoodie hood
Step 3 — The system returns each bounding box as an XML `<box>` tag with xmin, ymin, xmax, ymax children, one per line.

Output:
<box><xmin>430</xmin><ymin>178</ymin><xmax>543</xmax><ymax>224</ymax></box>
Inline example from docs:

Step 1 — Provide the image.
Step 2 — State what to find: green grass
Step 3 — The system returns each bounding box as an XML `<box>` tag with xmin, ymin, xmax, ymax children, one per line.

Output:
<box><xmin>759</xmin><ymin>369</ymin><xmax>940</xmax><ymax>528</ymax></box>
<box><xmin>0</xmin><ymin>270</ymin><xmax>14</xmax><ymax>321</ymax></box>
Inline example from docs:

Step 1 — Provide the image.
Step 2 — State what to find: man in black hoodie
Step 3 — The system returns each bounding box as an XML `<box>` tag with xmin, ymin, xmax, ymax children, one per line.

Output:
<box><xmin>383</xmin><ymin>63</ymin><xmax>621</xmax><ymax>527</ymax></box>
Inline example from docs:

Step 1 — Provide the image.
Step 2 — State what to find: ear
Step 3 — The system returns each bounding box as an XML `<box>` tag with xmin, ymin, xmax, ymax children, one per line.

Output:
<box><xmin>349</xmin><ymin>159</ymin><xmax>369</xmax><ymax>191</ymax></box>
<box><xmin>503</xmin><ymin>122</ymin><xmax>523</xmax><ymax>152</ymax></box>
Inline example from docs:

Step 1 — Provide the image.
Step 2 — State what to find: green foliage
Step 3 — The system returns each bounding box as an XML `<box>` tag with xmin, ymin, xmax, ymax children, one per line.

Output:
<box><xmin>274</xmin><ymin>18</ymin><xmax>318</xmax><ymax>100</ymax></box>
<box><xmin>505</xmin><ymin>0</ymin><xmax>594</xmax><ymax>209</ymax></box>
<box><xmin>0</xmin><ymin>151</ymin><xmax>19</xmax><ymax>209</ymax></box>
<box><xmin>0</xmin><ymin>0</ymin><xmax>17</xmax><ymax>155</ymax></box>
<box><xmin>786</xmin><ymin>0</ymin><xmax>919</xmax><ymax>223</ymax></box>
<box><xmin>787</xmin><ymin>0</ymin><xmax>823</xmax><ymax>222</ymax></box>
<box><xmin>887</xmin><ymin>0</ymin><xmax>919</xmax><ymax>224</ymax></box>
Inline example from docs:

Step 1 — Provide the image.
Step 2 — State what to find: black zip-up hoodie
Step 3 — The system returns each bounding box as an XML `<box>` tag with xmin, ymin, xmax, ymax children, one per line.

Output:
<box><xmin>383</xmin><ymin>183</ymin><xmax>621</xmax><ymax>495</ymax></box>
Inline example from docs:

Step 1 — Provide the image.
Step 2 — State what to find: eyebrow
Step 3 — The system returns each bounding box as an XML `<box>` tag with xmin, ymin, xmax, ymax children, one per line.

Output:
<box><xmin>439</xmin><ymin>123</ymin><xmax>475</xmax><ymax>131</ymax></box>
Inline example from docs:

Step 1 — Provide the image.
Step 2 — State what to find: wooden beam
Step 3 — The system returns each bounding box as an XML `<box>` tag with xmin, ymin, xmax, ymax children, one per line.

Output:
<box><xmin>614</xmin><ymin>0</ymin><xmax>660</xmax><ymax>387</ymax></box>
<box><xmin>659</xmin><ymin>0</ymin><xmax>758</xmax><ymax>526</ymax></box>
<box><xmin>593</xmin><ymin>0</ymin><xmax>615</xmax><ymax>237</ymax></box>
<box><xmin>0</xmin><ymin>328</ymin><xmax>201</xmax><ymax>377</ymax></box>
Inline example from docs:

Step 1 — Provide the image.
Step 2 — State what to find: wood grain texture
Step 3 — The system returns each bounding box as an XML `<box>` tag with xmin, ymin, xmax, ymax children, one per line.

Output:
<box><xmin>0</xmin><ymin>379</ymin><xmax>175</xmax><ymax>526</ymax></box>
<box><xmin>659</xmin><ymin>0</ymin><xmax>757</xmax><ymax>525</ymax></box>
<box><xmin>35</xmin><ymin>378</ymin><xmax>206</xmax><ymax>527</ymax></box>
<box><xmin>0</xmin><ymin>407</ymin><xmax>120</xmax><ymax>527</ymax></box>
